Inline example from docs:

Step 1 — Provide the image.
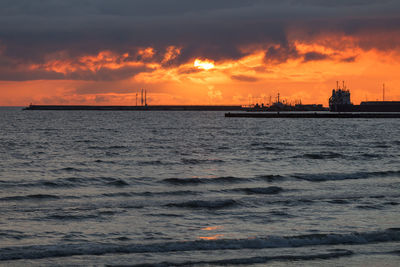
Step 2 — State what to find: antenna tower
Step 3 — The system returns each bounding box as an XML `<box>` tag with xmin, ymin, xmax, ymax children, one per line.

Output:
<box><xmin>383</xmin><ymin>83</ymin><xmax>385</xmax><ymax>101</ymax></box>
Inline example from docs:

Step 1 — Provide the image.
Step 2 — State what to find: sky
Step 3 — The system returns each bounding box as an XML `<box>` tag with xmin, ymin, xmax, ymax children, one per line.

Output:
<box><xmin>1</xmin><ymin>0</ymin><xmax>400</xmax><ymax>106</ymax></box>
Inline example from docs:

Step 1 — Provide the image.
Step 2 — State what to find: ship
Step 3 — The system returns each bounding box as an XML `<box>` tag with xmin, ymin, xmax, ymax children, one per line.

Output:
<box><xmin>329</xmin><ymin>82</ymin><xmax>400</xmax><ymax>112</ymax></box>
<box><xmin>245</xmin><ymin>93</ymin><xmax>327</xmax><ymax>112</ymax></box>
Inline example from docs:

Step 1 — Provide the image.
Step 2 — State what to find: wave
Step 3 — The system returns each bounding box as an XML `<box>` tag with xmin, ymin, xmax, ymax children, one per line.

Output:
<box><xmin>162</xmin><ymin>176</ymin><xmax>243</xmax><ymax>185</ymax></box>
<box><xmin>0</xmin><ymin>230</ymin><xmax>30</xmax><ymax>240</ymax></box>
<box><xmin>355</xmin><ymin>201</ymin><xmax>398</xmax><ymax>210</ymax></box>
<box><xmin>359</xmin><ymin>153</ymin><xmax>385</xmax><ymax>159</ymax></box>
<box><xmin>251</xmin><ymin>141</ymin><xmax>295</xmax><ymax>147</ymax></box>
<box><xmin>231</xmin><ymin>186</ymin><xmax>283</xmax><ymax>195</ymax></box>
<box><xmin>46</xmin><ymin>214</ymin><xmax>100</xmax><ymax>221</ymax></box>
<box><xmin>102</xmin><ymin>190</ymin><xmax>199</xmax><ymax>198</ymax></box>
<box><xmin>137</xmin><ymin>160</ymin><xmax>173</xmax><ymax>166</ymax></box>
<box><xmin>296</xmin><ymin>152</ymin><xmax>345</xmax><ymax>160</ymax></box>
<box><xmin>268</xmin><ymin>210</ymin><xmax>294</xmax><ymax>217</ymax></box>
<box><xmin>294</xmin><ymin>152</ymin><xmax>392</xmax><ymax>160</ymax></box>
<box><xmin>87</xmin><ymin>145</ymin><xmax>128</xmax><ymax>150</ymax></box>
<box><xmin>394</xmin><ymin>140</ymin><xmax>400</xmax><ymax>146</ymax></box>
<box><xmin>54</xmin><ymin>167</ymin><xmax>82</xmax><ymax>172</ymax></box>
<box><xmin>105</xmin><ymin>179</ymin><xmax>129</xmax><ymax>187</ymax></box>
<box><xmin>94</xmin><ymin>159</ymin><xmax>117</xmax><ymax>164</ymax></box>
<box><xmin>128</xmin><ymin>250</ymin><xmax>354</xmax><ymax>266</ymax></box>
<box><xmin>0</xmin><ymin>229</ymin><xmax>398</xmax><ymax>261</ymax></box>
<box><xmin>326</xmin><ymin>199</ymin><xmax>350</xmax><ymax>204</ymax></box>
<box><xmin>0</xmin><ymin>177</ymin><xmax>132</xmax><ymax>189</ymax></box>
<box><xmin>181</xmin><ymin>158</ymin><xmax>225</xmax><ymax>164</ymax></box>
<box><xmin>256</xmin><ymin>174</ymin><xmax>284</xmax><ymax>182</ymax></box>
<box><xmin>74</xmin><ymin>139</ymin><xmax>95</xmax><ymax>144</ymax></box>
<box><xmin>162</xmin><ymin>175</ymin><xmax>283</xmax><ymax>185</ymax></box>
<box><xmin>166</xmin><ymin>199</ymin><xmax>239</xmax><ymax>209</ymax></box>
<box><xmin>390</xmin><ymin>250</ymin><xmax>400</xmax><ymax>255</ymax></box>
<box><xmin>292</xmin><ymin>170</ymin><xmax>400</xmax><ymax>182</ymax></box>
<box><xmin>0</xmin><ymin>194</ymin><xmax>60</xmax><ymax>202</ymax></box>
<box><xmin>137</xmin><ymin>158</ymin><xmax>226</xmax><ymax>166</ymax></box>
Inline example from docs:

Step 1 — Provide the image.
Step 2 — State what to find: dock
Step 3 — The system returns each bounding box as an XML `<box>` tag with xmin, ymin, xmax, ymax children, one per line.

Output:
<box><xmin>225</xmin><ymin>112</ymin><xmax>400</xmax><ymax>118</ymax></box>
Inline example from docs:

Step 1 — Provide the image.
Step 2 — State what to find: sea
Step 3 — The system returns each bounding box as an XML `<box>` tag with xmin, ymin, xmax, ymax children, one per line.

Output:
<box><xmin>0</xmin><ymin>107</ymin><xmax>399</xmax><ymax>266</ymax></box>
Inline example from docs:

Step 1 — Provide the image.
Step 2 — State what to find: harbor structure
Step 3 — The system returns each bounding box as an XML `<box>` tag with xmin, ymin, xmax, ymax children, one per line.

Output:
<box><xmin>23</xmin><ymin>83</ymin><xmax>399</xmax><ymax>113</ymax></box>
<box><xmin>329</xmin><ymin>81</ymin><xmax>400</xmax><ymax>112</ymax></box>
<box><xmin>329</xmin><ymin>81</ymin><xmax>352</xmax><ymax>112</ymax></box>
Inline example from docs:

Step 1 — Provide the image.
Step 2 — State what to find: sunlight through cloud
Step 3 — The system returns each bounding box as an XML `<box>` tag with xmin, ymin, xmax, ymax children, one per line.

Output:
<box><xmin>194</xmin><ymin>59</ymin><xmax>215</xmax><ymax>70</ymax></box>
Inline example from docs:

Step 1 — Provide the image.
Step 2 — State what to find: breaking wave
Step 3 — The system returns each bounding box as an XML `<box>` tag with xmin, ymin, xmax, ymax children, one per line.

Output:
<box><xmin>128</xmin><ymin>250</ymin><xmax>354</xmax><ymax>266</ymax></box>
<box><xmin>0</xmin><ymin>229</ymin><xmax>398</xmax><ymax>261</ymax></box>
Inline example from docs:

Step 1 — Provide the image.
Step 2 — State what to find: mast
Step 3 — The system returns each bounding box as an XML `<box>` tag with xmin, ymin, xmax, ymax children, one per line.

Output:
<box><xmin>383</xmin><ymin>83</ymin><xmax>385</xmax><ymax>101</ymax></box>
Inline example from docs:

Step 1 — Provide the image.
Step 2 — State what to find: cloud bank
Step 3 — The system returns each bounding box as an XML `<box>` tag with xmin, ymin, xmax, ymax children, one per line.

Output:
<box><xmin>0</xmin><ymin>0</ymin><xmax>399</xmax><ymax>81</ymax></box>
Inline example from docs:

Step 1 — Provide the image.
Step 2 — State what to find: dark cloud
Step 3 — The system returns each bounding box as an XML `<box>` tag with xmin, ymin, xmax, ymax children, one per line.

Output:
<box><xmin>231</xmin><ymin>75</ymin><xmax>259</xmax><ymax>82</ymax></box>
<box><xmin>341</xmin><ymin>56</ymin><xmax>357</xmax><ymax>63</ymax></box>
<box><xmin>303</xmin><ymin>51</ymin><xmax>330</xmax><ymax>62</ymax></box>
<box><xmin>264</xmin><ymin>44</ymin><xmax>300</xmax><ymax>64</ymax></box>
<box><xmin>265</xmin><ymin>46</ymin><xmax>333</xmax><ymax>64</ymax></box>
<box><xmin>0</xmin><ymin>0</ymin><xmax>399</xmax><ymax>80</ymax></box>
<box><xmin>0</xmin><ymin>67</ymin><xmax>64</xmax><ymax>81</ymax></box>
<box><xmin>0</xmin><ymin>56</ymin><xmax>151</xmax><ymax>81</ymax></box>
<box><xmin>67</xmin><ymin>66</ymin><xmax>152</xmax><ymax>81</ymax></box>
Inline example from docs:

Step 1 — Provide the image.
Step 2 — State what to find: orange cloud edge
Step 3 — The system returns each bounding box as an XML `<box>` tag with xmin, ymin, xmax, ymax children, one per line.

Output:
<box><xmin>1</xmin><ymin>37</ymin><xmax>400</xmax><ymax>107</ymax></box>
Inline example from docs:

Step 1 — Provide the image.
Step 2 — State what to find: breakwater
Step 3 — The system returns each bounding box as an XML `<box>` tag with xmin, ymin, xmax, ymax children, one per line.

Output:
<box><xmin>24</xmin><ymin>105</ymin><xmax>243</xmax><ymax>111</ymax></box>
<box><xmin>225</xmin><ymin>112</ymin><xmax>400</xmax><ymax>118</ymax></box>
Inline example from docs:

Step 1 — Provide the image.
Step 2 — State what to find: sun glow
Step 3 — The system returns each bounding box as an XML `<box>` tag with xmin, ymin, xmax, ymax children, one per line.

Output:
<box><xmin>194</xmin><ymin>59</ymin><xmax>215</xmax><ymax>70</ymax></box>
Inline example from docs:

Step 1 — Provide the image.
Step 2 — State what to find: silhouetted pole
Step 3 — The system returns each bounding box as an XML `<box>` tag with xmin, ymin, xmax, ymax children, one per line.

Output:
<box><xmin>383</xmin><ymin>83</ymin><xmax>385</xmax><ymax>101</ymax></box>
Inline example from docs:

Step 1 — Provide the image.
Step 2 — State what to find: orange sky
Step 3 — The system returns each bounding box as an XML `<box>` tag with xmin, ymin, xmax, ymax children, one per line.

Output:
<box><xmin>1</xmin><ymin>2</ymin><xmax>400</xmax><ymax>106</ymax></box>
<box><xmin>1</xmin><ymin>41</ymin><xmax>399</xmax><ymax>107</ymax></box>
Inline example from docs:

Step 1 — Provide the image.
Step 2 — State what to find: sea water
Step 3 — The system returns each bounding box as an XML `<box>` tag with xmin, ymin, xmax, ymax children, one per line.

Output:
<box><xmin>0</xmin><ymin>107</ymin><xmax>399</xmax><ymax>266</ymax></box>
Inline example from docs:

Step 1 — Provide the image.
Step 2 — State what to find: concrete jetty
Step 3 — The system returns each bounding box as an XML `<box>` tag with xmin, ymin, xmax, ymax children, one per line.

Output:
<box><xmin>225</xmin><ymin>112</ymin><xmax>400</xmax><ymax>118</ymax></box>
<box><xmin>24</xmin><ymin>105</ymin><xmax>243</xmax><ymax>111</ymax></box>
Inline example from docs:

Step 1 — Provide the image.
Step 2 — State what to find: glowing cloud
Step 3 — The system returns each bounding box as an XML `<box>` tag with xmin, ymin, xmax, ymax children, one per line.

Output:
<box><xmin>194</xmin><ymin>59</ymin><xmax>215</xmax><ymax>70</ymax></box>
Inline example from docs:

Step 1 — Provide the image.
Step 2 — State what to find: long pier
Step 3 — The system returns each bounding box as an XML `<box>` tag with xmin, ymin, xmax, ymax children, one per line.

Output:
<box><xmin>225</xmin><ymin>112</ymin><xmax>400</xmax><ymax>118</ymax></box>
<box><xmin>24</xmin><ymin>105</ymin><xmax>243</xmax><ymax>111</ymax></box>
